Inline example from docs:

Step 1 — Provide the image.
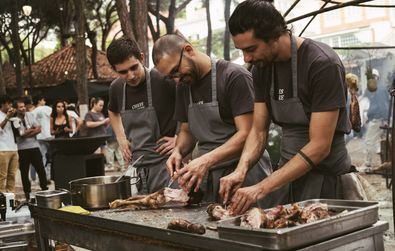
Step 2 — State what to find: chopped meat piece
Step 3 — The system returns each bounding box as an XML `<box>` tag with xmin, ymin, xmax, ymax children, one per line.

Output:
<box><xmin>239</xmin><ymin>203</ymin><xmax>331</xmax><ymax>229</ymax></box>
<box><xmin>206</xmin><ymin>203</ymin><xmax>231</xmax><ymax>221</ymax></box>
<box><xmin>167</xmin><ymin>219</ymin><xmax>206</xmax><ymax>235</ymax></box>
<box><xmin>300</xmin><ymin>203</ymin><xmax>330</xmax><ymax>223</ymax></box>
<box><xmin>109</xmin><ymin>188</ymin><xmax>191</xmax><ymax>210</ymax></box>
<box><xmin>240</xmin><ymin>207</ymin><xmax>267</xmax><ymax>229</ymax></box>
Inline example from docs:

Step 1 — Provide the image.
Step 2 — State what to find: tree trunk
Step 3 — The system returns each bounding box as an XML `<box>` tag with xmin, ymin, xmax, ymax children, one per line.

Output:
<box><xmin>115</xmin><ymin>0</ymin><xmax>136</xmax><ymax>40</ymax></box>
<box><xmin>10</xmin><ymin>1</ymin><xmax>23</xmax><ymax>96</ymax></box>
<box><xmin>166</xmin><ymin>0</ymin><xmax>176</xmax><ymax>34</ymax></box>
<box><xmin>73</xmin><ymin>0</ymin><xmax>88</xmax><ymax>108</ymax></box>
<box><xmin>223</xmin><ymin>0</ymin><xmax>231</xmax><ymax>61</ymax></box>
<box><xmin>205</xmin><ymin>0</ymin><xmax>212</xmax><ymax>56</ymax></box>
<box><xmin>0</xmin><ymin>53</ymin><xmax>6</xmax><ymax>95</ymax></box>
<box><xmin>130</xmin><ymin>0</ymin><xmax>149</xmax><ymax>66</ymax></box>
<box><xmin>86</xmin><ymin>24</ymin><xmax>99</xmax><ymax>79</ymax></box>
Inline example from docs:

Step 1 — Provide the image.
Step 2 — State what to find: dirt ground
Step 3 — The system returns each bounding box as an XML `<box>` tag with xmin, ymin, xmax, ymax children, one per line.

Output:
<box><xmin>347</xmin><ymin>137</ymin><xmax>395</xmax><ymax>250</ymax></box>
<box><xmin>12</xmin><ymin>137</ymin><xmax>395</xmax><ymax>250</ymax></box>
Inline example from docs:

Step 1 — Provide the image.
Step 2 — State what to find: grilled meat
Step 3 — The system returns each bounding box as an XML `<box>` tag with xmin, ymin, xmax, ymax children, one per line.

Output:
<box><xmin>240</xmin><ymin>203</ymin><xmax>330</xmax><ymax>229</ymax></box>
<box><xmin>109</xmin><ymin>188</ymin><xmax>190</xmax><ymax>210</ymax></box>
<box><xmin>167</xmin><ymin>219</ymin><xmax>206</xmax><ymax>235</ymax></box>
<box><xmin>206</xmin><ymin>203</ymin><xmax>231</xmax><ymax>221</ymax></box>
<box><xmin>300</xmin><ymin>202</ymin><xmax>330</xmax><ymax>223</ymax></box>
<box><xmin>240</xmin><ymin>207</ymin><xmax>266</xmax><ymax>229</ymax></box>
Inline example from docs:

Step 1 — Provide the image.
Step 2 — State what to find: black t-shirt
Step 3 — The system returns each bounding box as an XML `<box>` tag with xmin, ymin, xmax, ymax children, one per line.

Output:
<box><xmin>175</xmin><ymin>60</ymin><xmax>254</xmax><ymax>124</ymax></box>
<box><xmin>252</xmin><ymin>38</ymin><xmax>350</xmax><ymax>133</ymax></box>
<box><xmin>108</xmin><ymin>68</ymin><xmax>177</xmax><ymax>137</ymax></box>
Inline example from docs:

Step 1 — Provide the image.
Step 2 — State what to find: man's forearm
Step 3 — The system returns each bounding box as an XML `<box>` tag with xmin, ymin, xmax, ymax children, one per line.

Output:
<box><xmin>203</xmin><ymin>129</ymin><xmax>249</xmax><ymax>167</ymax></box>
<box><xmin>86</xmin><ymin>121</ymin><xmax>104</xmax><ymax>128</ymax></box>
<box><xmin>108</xmin><ymin>111</ymin><xmax>127</xmax><ymax>141</ymax></box>
<box><xmin>175</xmin><ymin>129</ymin><xmax>196</xmax><ymax>157</ymax></box>
<box><xmin>258</xmin><ymin>140</ymin><xmax>331</xmax><ymax>197</ymax></box>
<box><xmin>236</xmin><ymin>126</ymin><xmax>268</xmax><ymax>175</ymax></box>
<box><xmin>0</xmin><ymin>118</ymin><xmax>8</xmax><ymax>129</ymax></box>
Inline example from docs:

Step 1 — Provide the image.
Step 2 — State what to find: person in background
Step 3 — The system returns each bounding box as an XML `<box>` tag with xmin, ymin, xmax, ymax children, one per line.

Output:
<box><xmin>84</xmin><ymin>97</ymin><xmax>109</xmax><ymax>137</ymax></box>
<box><xmin>50</xmin><ymin>100</ymin><xmax>73</xmax><ymax>138</ymax></box>
<box><xmin>0</xmin><ymin>95</ymin><xmax>19</xmax><ymax>193</ymax></box>
<box><xmin>363</xmin><ymin>69</ymin><xmax>389</xmax><ymax>167</ymax></box>
<box><xmin>64</xmin><ymin>101</ymin><xmax>83</xmax><ymax>137</ymax></box>
<box><xmin>85</xmin><ymin>97</ymin><xmax>110</xmax><ymax>154</ymax></box>
<box><xmin>15</xmin><ymin>99</ymin><xmax>48</xmax><ymax>200</ymax></box>
<box><xmin>32</xmin><ymin>96</ymin><xmax>53</xmax><ymax>181</ymax></box>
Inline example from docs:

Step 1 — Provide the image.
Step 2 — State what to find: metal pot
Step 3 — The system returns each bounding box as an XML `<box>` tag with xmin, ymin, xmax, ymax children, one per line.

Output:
<box><xmin>69</xmin><ymin>176</ymin><xmax>132</xmax><ymax>209</ymax></box>
<box><xmin>35</xmin><ymin>190</ymin><xmax>69</xmax><ymax>209</ymax></box>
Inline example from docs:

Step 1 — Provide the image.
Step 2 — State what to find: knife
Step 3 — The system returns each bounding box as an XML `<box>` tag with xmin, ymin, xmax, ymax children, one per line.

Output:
<box><xmin>115</xmin><ymin>155</ymin><xmax>144</xmax><ymax>182</ymax></box>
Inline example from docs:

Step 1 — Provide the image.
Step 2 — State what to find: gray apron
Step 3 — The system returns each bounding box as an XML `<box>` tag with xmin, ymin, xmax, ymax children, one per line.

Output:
<box><xmin>269</xmin><ymin>35</ymin><xmax>351</xmax><ymax>202</ymax></box>
<box><xmin>188</xmin><ymin>60</ymin><xmax>274</xmax><ymax>207</ymax></box>
<box><xmin>120</xmin><ymin>69</ymin><xmax>171</xmax><ymax>194</ymax></box>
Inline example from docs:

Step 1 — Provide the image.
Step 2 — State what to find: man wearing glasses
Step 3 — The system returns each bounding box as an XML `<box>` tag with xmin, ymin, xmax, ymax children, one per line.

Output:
<box><xmin>106</xmin><ymin>37</ymin><xmax>177</xmax><ymax>194</ymax></box>
<box><xmin>152</xmin><ymin>34</ymin><xmax>275</xmax><ymax>207</ymax></box>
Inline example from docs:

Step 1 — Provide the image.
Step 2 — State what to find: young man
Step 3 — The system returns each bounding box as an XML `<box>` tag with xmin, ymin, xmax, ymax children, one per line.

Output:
<box><xmin>0</xmin><ymin>95</ymin><xmax>18</xmax><ymax>192</ymax></box>
<box><xmin>15</xmin><ymin>99</ymin><xmax>48</xmax><ymax>200</ymax></box>
<box><xmin>107</xmin><ymin>37</ymin><xmax>177</xmax><ymax>194</ymax></box>
<box><xmin>152</xmin><ymin>34</ymin><xmax>274</xmax><ymax>207</ymax></box>
<box><xmin>32</xmin><ymin>96</ymin><xmax>52</xmax><ymax>180</ymax></box>
<box><xmin>220</xmin><ymin>0</ymin><xmax>352</xmax><ymax>214</ymax></box>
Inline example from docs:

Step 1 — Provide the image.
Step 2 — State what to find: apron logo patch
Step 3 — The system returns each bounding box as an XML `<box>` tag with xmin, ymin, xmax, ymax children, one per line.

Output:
<box><xmin>278</xmin><ymin>89</ymin><xmax>285</xmax><ymax>101</ymax></box>
<box><xmin>131</xmin><ymin>102</ymin><xmax>145</xmax><ymax>110</ymax></box>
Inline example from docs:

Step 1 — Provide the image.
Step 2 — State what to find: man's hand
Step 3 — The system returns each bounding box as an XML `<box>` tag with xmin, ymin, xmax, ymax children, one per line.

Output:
<box><xmin>103</xmin><ymin>118</ymin><xmax>110</xmax><ymax>126</ymax></box>
<box><xmin>6</xmin><ymin>108</ymin><xmax>16</xmax><ymax>119</ymax></box>
<box><xmin>166</xmin><ymin>149</ymin><xmax>183</xmax><ymax>178</ymax></box>
<box><xmin>156</xmin><ymin>136</ymin><xmax>175</xmax><ymax>155</ymax></box>
<box><xmin>118</xmin><ymin>137</ymin><xmax>132</xmax><ymax>161</ymax></box>
<box><xmin>175</xmin><ymin>156</ymin><xmax>211</xmax><ymax>192</ymax></box>
<box><xmin>228</xmin><ymin>183</ymin><xmax>265</xmax><ymax>215</ymax></box>
<box><xmin>219</xmin><ymin>170</ymin><xmax>246</xmax><ymax>205</ymax></box>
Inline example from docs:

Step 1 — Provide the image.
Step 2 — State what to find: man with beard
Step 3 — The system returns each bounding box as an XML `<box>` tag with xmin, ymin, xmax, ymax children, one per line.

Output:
<box><xmin>107</xmin><ymin>37</ymin><xmax>177</xmax><ymax>194</ymax></box>
<box><xmin>152</xmin><ymin>34</ymin><xmax>275</xmax><ymax>207</ymax></box>
<box><xmin>220</xmin><ymin>0</ymin><xmax>352</xmax><ymax>214</ymax></box>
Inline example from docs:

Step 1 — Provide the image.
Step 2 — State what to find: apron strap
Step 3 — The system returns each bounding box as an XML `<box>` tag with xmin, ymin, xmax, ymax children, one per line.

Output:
<box><xmin>211</xmin><ymin>59</ymin><xmax>217</xmax><ymax>102</ymax></box>
<box><xmin>189</xmin><ymin>59</ymin><xmax>217</xmax><ymax>104</ymax></box>
<box><xmin>145</xmin><ymin>68</ymin><xmax>153</xmax><ymax>107</ymax></box>
<box><xmin>122</xmin><ymin>79</ymin><xmax>126</xmax><ymax>112</ymax></box>
<box><xmin>270</xmin><ymin>34</ymin><xmax>298</xmax><ymax>99</ymax></box>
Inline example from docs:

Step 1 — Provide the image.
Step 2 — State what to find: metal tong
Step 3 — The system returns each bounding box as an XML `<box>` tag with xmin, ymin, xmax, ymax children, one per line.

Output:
<box><xmin>115</xmin><ymin>155</ymin><xmax>144</xmax><ymax>182</ymax></box>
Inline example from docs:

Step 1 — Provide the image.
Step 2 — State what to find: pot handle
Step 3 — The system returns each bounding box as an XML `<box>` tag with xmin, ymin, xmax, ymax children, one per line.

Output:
<box><xmin>59</xmin><ymin>188</ymin><xmax>80</xmax><ymax>196</ymax></box>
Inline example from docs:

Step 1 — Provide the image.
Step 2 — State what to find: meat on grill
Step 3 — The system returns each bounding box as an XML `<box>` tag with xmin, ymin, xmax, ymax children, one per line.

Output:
<box><xmin>350</xmin><ymin>93</ymin><xmax>361</xmax><ymax>132</ymax></box>
<box><xmin>109</xmin><ymin>188</ymin><xmax>190</xmax><ymax>210</ymax></box>
<box><xmin>240</xmin><ymin>207</ymin><xmax>266</xmax><ymax>229</ymax></box>
<box><xmin>240</xmin><ymin>203</ymin><xmax>330</xmax><ymax>229</ymax></box>
<box><xmin>300</xmin><ymin>202</ymin><xmax>330</xmax><ymax>223</ymax></box>
<box><xmin>167</xmin><ymin>219</ymin><xmax>206</xmax><ymax>235</ymax></box>
<box><xmin>206</xmin><ymin>203</ymin><xmax>231</xmax><ymax>221</ymax></box>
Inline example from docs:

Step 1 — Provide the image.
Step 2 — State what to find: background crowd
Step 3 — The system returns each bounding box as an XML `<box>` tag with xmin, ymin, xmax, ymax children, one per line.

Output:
<box><xmin>0</xmin><ymin>95</ymin><xmax>123</xmax><ymax>200</ymax></box>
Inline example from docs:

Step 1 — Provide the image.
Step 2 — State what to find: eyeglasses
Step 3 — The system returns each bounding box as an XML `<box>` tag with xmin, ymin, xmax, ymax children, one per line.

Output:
<box><xmin>166</xmin><ymin>47</ymin><xmax>184</xmax><ymax>80</ymax></box>
<box><xmin>116</xmin><ymin>64</ymin><xmax>140</xmax><ymax>75</ymax></box>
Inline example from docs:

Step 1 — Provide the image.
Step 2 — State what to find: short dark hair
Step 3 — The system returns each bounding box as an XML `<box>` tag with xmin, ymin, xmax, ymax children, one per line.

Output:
<box><xmin>0</xmin><ymin>95</ymin><xmax>12</xmax><ymax>105</ymax></box>
<box><xmin>152</xmin><ymin>34</ymin><xmax>190</xmax><ymax>66</ymax></box>
<box><xmin>34</xmin><ymin>95</ymin><xmax>45</xmax><ymax>105</ymax></box>
<box><xmin>106</xmin><ymin>37</ymin><xmax>142</xmax><ymax>67</ymax></box>
<box><xmin>229</xmin><ymin>0</ymin><xmax>287</xmax><ymax>42</ymax></box>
